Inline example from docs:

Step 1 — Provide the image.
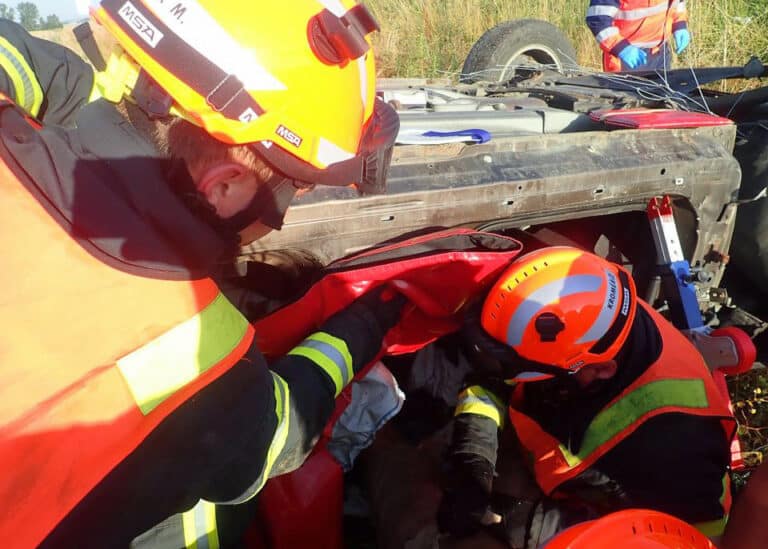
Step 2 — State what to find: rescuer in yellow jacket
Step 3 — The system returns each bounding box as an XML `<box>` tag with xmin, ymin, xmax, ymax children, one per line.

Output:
<box><xmin>0</xmin><ymin>2</ymin><xmax>402</xmax><ymax>548</ymax></box>
<box><xmin>438</xmin><ymin>247</ymin><xmax>734</xmax><ymax>547</ymax></box>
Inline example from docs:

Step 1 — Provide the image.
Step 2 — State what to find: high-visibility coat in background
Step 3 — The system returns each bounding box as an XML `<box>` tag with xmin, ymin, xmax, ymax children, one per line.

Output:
<box><xmin>508</xmin><ymin>302</ymin><xmax>735</xmax><ymax>536</ymax></box>
<box><xmin>0</xmin><ymin>103</ymin><xmax>257</xmax><ymax>547</ymax></box>
<box><xmin>586</xmin><ymin>0</ymin><xmax>689</xmax><ymax>71</ymax></box>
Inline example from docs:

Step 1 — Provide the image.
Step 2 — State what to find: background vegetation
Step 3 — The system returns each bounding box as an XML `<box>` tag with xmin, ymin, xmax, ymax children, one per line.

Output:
<box><xmin>368</xmin><ymin>0</ymin><xmax>768</xmax><ymax>78</ymax></box>
<box><xmin>0</xmin><ymin>2</ymin><xmax>62</xmax><ymax>31</ymax></box>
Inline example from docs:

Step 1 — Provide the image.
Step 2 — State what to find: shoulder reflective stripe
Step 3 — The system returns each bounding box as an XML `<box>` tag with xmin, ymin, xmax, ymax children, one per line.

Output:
<box><xmin>0</xmin><ymin>36</ymin><xmax>42</xmax><ymax>116</ymax></box>
<box><xmin>455</xmin><ymin>385</ymin><xmax>506</xmax><ymax>428</ymax></box>
<box><xmin>221</xmin><ymin>371</ymin><xmax>291</xmax><ymax>504</ymax></box>
<box><xmin>181</xmin><ymin>500</ymin><xmax>220</xmax><ymax>549</ymax></box>
<box><xmin>693</xmin><ymin>516</ymin><xmax>727</xmax><ymax>538</ymax></box>
<box><xmin>587</xmin><ymin>5</ymin><xmax>619</xmax><ymax>17</ymax></box>
<box><xmin>117</xmin><ymin>292</ymin><xmax>249</xmax><ymax>415</ymax></box>
<box><xmin>614</xmin><ymin>2</ymin><xmax>669</xmax><ymax>20</ymax></box>
<box><xmin>507</xmin><ymin>274</ymin><xmax>603</xmax><ymax>346</ymax></box>
<box><xmin>287</xmin><ymin>331</ymin><xmax>353</xmax><ymax>397</ymax></box>
<box><xmin>557</xmin><ymin>379</ymin><xmax>709</xmax><ymax>467</ymax></box>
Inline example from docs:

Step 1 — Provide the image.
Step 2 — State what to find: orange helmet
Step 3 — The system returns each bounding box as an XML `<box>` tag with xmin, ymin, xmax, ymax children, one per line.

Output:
<box><xmin>543</xmin><ymin>510</ymin><xmax>716</xmax><ymax>549</ymax></box>
<box><xmin>93</xmin><ymin>0</ymin><xmax>397</xmax><ymax>194</ymax></box>
<box><xmin>481</xmin><ymin>247</ymin><xmax>637</xmax><ymax>379</ymax></box>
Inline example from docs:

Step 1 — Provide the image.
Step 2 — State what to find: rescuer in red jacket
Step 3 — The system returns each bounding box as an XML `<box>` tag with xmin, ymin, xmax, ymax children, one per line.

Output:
<box><xmin>0</xmin><ymin>2</ymin><xmax>402</xmax><ymax>548</ymax></box>
<box><xmin>437</xmin><ymin>247</ymin><xmax>734</xmax><ymax>547</ymax></box>
<box><xmin>586</xmin><ymin>0</ymin><xmax>691</xmax><ymax>71</ymax></box>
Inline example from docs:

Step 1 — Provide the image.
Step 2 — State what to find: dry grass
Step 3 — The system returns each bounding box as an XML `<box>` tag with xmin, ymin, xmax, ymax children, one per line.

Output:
<box><xmin>368</xmin><ymin>0</ymin><xmax>768</xmax><ymax>78</ymax></box>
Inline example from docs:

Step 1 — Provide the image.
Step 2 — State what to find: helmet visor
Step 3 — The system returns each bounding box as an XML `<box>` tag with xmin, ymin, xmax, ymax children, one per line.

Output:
<box><xmin>250</xmin><ymin>98</ymin><xmax>399</xmax><ymax>195</ymax></box>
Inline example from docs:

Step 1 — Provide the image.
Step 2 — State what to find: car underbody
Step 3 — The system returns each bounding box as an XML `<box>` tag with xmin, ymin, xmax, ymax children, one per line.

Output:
<box><xmin>243</xmin><ymin>62</ymin><xmax>768</xmax><ymax>331</ymax></box>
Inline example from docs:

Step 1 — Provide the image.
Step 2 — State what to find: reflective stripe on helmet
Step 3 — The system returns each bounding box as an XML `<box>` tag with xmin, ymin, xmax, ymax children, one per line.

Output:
<box><xmin>100</xmin><ymin>0</ymin><xmax>266</xmax><ymax>121</ymax></box>
<box><xmin>141</xmin><ymin>0</ymin><xmax>286</xmax><ymax>92</ymax></box>
<box><xmin>575</xmin><ymin>269</ymin><xmax>620</xmax><ymax>345</ymax></box>
<box><xmin>506</xmin><ymin>274</ymin><xmax>603</xmax><ymax>347</ymax></box>
<box><xmin>588</xmin><ymin>269</ymin><xmax>634</xmax><ymax>355</ymax></box>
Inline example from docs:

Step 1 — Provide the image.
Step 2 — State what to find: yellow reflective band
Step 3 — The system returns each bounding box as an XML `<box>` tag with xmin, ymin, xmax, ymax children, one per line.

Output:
<box><xmin>455</xmin><ymin>385</ymin><xmax>506</xmax><ymax>428</ymax></box>
<box><xmin>287</xmin><ymin>331</ymin><xmax>353</xmax><ymax>397</ymax></box>
<box><xmin>181</xmin><ymin>500</ymin><xmax>220</xmax><ymax>549</ymax></box>
<box><xmin>0</xmin><ymin>36</ymin><xmax>42</xmax><ymax>116</ymax></box>
<box><xmin>117</xmin><ymin>292</ymin><xmax>249</xmax><ymax>415</ymax></box>
<box><xmin>257</xmin><ymin>372</ymin><xmax>291</xmax><ymax>493</ymax></box>
<box><xmin>556</xmin><ymin>379</ymin><xmax>709</xmax><ymax>468</ymax></box>
<box><xmin>694</xmin><ymin>516</ymin><xmax>728</xmax><ymax>538</ymax></box>
<box><xmin>226</xmin><ymin>372</ymin><xmax>291</xmax><ymax>504</ymax></box>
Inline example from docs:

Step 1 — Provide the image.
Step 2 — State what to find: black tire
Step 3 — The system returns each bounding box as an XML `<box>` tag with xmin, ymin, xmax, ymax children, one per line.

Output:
<box><xmin>730</xmin><ymin>126</ymin><xmax>768</xmax><ymax>292</ymax></box>
<box><xmin>460</xmin><ymin>19</ymin><xmax>577</xmax><ymax>83</ymax></box>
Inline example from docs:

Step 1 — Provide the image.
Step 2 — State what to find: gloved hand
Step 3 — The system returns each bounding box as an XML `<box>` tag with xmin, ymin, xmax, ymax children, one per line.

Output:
<box><xmin>319</xmin><ymin>284</ymin><xmax>408</xmax><ymax>371</ymax></box>
<box><xmin>674</xmin><ymin>28</ymin><xmax>691</xmax><ymax>54</ymax></box>
<box><xmin>437</xmin><ymin>452</ymin><xmax>497</xmax><ymax>538</ymax></box>
<box><xmin>348</xmin><ymin>284</ymin><xmax>407</xmax><ymax>334</ymax></box>
<box><xmin>617</xmin><ymin>45</ymin><xmax>648</xmax><ymax>69</ymax></box>
<box><xmin>460</xmin><ymin>300</ymin><xmax>523</xmax><ymax>379</ymax></box>
<box><xmin>490</xmin><ymin>496</ymin><xmax>541</xmax><ymax>549</ymax></box>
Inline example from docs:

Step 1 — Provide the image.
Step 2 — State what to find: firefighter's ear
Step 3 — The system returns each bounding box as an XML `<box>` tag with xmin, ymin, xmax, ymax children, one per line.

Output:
<box><xmin>195</xmin><ymin>161</ymin><xmax>260</xmax><ymax>219</ymax></box>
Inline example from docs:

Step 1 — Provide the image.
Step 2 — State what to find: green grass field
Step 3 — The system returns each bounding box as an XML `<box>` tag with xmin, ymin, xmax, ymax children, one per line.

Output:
<box><xmin>368</xmin><ymin>0</ymin><xmax>768</xmax><ymax>79</ymax></box>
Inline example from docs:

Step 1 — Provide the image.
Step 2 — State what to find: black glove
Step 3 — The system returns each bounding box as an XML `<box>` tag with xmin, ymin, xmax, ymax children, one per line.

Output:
<box><xmin>319</xmin><ymin>284</ymin><xmax>408</xmax><ymax>372</ymax></box>
<box><xmin>350</xmin><ymin>284</ymin><xmax>408</xmax><ymax>334</ymax></box>
<box><xmin>488</xmin><ymin>495</ymin><xmax>540</xmax><ymax>549</ymax></box>
<box><xmin>437</xmin><ymin>452</ymin><xmax>496</xmax><ymax>538</ymax></box>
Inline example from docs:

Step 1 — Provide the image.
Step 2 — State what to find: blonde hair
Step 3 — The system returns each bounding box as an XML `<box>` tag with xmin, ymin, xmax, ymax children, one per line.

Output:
<box><xmin>155</xmin><ymin>117</ymin><xmax>274</xmax><ymax>182</ymax></box>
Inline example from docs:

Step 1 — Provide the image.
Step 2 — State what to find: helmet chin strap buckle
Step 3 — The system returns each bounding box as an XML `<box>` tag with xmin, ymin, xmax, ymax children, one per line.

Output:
<box><xmin>131</xmin><ymin>70</ymin><xmax>173</xmax><ymax>120</ymax></box>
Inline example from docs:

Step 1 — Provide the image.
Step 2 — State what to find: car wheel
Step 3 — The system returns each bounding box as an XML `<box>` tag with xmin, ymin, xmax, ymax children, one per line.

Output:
<box><xmin>460</xmin><ymin>19</ymin><xmax>578</xmax><ymax>83</ymax></box>
<box><xmin>731</xmin><ymin>126</ymin><xmax>768</xmax><ymax>291</ymax></box>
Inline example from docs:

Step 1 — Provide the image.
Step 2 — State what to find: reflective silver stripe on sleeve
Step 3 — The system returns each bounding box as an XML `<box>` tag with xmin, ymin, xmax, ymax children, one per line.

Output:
<box><xmin>587</xmin><ymin>6</ymin><xmax>619</xmax><ymax>17</ymax></box>
<box><xmin>0</xmin><ymin>41</ymin><xmax>36</xmax><ymax>110</ymax></box>
<box><xmin>596</xmin><ymin>27</ymin><xmax>620</xmax><ymax>43</ymax></box>
<box><xmin>299</xmin><ymin>338</ymin><xmax>352</xmax><ymax>387</ymax></box>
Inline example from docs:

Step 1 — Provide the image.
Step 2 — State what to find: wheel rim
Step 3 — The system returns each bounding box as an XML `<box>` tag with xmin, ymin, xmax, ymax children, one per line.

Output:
<box><xmin>499</xmin><ymin>44</ymin><xmax>564</xmax><ymax>81</ymax></box>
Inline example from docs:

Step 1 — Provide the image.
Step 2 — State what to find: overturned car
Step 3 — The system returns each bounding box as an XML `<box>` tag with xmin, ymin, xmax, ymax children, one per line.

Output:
<box><xmin>239</xmin><ymin>19</ymin><xmax>768</xmax><ymax>548</ymax></box>
<box><xmin>246</xmin><ymin>21</ymin><xmax>768</xmax><ymax>335</ymax></box>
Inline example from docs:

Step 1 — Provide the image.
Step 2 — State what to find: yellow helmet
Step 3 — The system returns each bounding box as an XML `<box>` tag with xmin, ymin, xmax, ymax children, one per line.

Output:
<box><xmin>94</xmin><ymin>0</ymin><xmax>397</xmax><ymax>193</ymax></box>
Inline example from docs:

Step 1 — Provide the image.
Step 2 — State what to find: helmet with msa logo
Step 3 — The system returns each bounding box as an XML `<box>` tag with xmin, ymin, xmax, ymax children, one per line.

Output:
<box><xmin>481</xmin><ymin>247</ymin><xmax>637</xmax><ymax>379</ymax></box>
<box><xmin>94</xmin><ymin>0</ymin><xmax>397</xmax><ymax>194</ymax></box>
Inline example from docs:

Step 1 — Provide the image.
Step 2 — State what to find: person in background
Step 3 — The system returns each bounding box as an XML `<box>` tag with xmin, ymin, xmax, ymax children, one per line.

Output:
<box><xmin>586</xmin><ymin>0</ymin><xmax>691</xmax><ymax>71</ymax></box>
